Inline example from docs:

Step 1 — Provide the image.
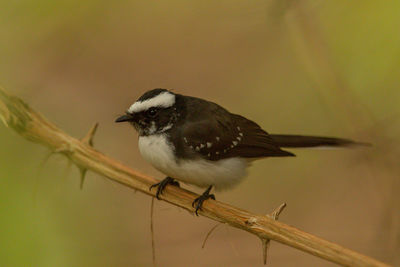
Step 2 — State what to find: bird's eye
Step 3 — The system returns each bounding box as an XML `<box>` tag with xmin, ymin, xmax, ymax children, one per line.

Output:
<box><xmin>147</xmin><ymin>107</ymin><xmax>158</xmax><ymax>117</ymax></box>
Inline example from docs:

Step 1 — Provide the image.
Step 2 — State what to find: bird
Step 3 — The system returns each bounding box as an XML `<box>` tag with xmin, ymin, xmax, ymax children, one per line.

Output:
<box><xmin>115</xmin><ymin>88</ymin><xmax>366</xmax><ymax>215</ymax></box>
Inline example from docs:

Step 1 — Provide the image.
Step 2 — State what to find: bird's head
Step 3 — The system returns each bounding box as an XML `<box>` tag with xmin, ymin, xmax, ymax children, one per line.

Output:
<box><xmin>115</xmin><ymin>89</ymin><xmax>180</xmax><ymax>136</ymax></box>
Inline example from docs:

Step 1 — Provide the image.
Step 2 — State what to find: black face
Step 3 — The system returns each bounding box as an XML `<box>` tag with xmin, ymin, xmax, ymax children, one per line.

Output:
<box><xmin>115</xmin><ymin>89</ymin><xmax>180</xmax><ymax>136</ymax></box>
<box><xmin>129</xmin><ymin>106</ymin><xmax>178</xmax><ymax>136</ymax></box>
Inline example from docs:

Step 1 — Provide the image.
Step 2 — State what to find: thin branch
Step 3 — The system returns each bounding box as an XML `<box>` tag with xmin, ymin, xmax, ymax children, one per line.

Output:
<box><xmin>0</xmin><ymin>87</ymin><xmax>392</xmax><ymax>267</ymax></box>
<box><xmin>202</xmin><ymin>223</ymin><xmax>222</xmax><ymax>249</ymax></box>
<box><xmin>150</xmin><ymin>198</ymin><xmax>156</xmax><ymax>267</ymax></box>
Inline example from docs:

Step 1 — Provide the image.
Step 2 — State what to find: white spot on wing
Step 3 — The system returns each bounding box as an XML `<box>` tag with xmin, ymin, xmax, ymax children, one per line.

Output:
<box><xmin>207</xmin><ymin>142</ymin><xmax>213</xmax><ymax>148</ymax></box>
<box><xmin>216</xmin><ymin>137</ymin><xmax>220</xmax><ymax>141</ymax></box>
<box><xmin>128</xmin><ymin>91</ymin><xmax>175</xmax><ymax>113</ymax></box>
<box><xmin>233</xmin><ymin>141</ymin><xmax>238</xmax><ymax>146</ymax></box>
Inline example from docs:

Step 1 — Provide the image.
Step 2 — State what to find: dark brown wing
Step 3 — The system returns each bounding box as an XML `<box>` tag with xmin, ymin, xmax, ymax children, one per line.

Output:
<box><xmin>229</xmin><ymin>114</ymin><xmax>295</xmax><ymax>158</ymax></box>
<box><xmin>181</xmin><ymin>111</ymin><xmax>294</xmax><ymax>161</ymax></box>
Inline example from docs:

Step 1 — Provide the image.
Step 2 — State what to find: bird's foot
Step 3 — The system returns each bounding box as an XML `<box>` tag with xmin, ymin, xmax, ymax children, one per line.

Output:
<box><xmin>149</xmin><ymin>177</ymin><xmax>180</xmax><ymax>200</ymax></box>
<box><xmin>192</xmin><ymin>185</ymin><xmax>215</xmax><ymax>216</ymax></box>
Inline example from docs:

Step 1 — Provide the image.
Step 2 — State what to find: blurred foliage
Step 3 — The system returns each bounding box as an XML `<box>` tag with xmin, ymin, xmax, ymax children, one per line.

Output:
<box><xmin>0</xmin><ymin>1</ymin><xmax>399</xmax><ymax>266</ymax></box>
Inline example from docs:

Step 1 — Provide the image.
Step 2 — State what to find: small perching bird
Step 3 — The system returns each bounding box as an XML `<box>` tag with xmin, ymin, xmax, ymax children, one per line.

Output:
<box><xmin>116</xmin><ymin>89</ymin><xmax>365</xmax><ymax>215</ymax></box>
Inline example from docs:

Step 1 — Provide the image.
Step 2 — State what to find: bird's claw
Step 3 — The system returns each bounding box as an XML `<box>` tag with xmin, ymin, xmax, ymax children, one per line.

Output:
<box><xmin>192</xmin><ymin>186</ymin><xmax>215</xmax><ymax>216</ymax></box>
<box><xmin>149</xmin><ymin>177</ymin><xmax>179</xmax><ymax>199</ymax></box>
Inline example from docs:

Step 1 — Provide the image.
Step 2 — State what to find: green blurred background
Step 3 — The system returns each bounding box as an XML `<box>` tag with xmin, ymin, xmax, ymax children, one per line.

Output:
<box><xmin>1</xmin><ymin>1</ymin><xmax>399</xmax><ymax>266</ymax></box>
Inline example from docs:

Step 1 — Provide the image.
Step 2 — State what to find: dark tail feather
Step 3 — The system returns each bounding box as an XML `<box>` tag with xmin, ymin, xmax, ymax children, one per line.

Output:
<box><xmin>270</xmin><ymin>134</ymin><xmax>370</xmax><ymax>148</ymax></box>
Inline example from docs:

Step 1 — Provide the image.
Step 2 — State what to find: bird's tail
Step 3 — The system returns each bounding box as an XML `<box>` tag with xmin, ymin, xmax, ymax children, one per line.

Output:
<box><xmin>269</xmin><ymin>134</ymin><xmax>369</xmax><ymax>148</ymax></box>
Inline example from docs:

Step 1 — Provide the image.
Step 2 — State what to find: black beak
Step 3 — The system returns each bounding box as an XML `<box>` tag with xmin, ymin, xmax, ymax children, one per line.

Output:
<box><xmin>115</xmin><ymin>114</ymin><xmax>134</xmax><ymax>123</ymax></box>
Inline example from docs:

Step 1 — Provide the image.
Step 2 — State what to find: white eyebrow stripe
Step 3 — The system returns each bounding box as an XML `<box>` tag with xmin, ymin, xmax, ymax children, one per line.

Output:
<box><xmin>128</xmin><ymin>92</ymin><xmax>175</xmax><ymax>113</ymax></box>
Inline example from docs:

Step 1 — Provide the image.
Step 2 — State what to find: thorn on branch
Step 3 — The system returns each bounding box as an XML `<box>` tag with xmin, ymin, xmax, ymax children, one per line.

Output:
<box><xmin>81</xmin><ymin>122</ymin><xmax>99</xmax><ymax>147</ymax></box>
<box><xmin>262</xmin><ymin>203</ymin><xmax>287</xmax><ymax>265</ymax></box>
<box><xmin>49</xmin><ymin>123</ymin><xmax>99</xmax><ymax>189</ymax></box>
<box><xmin>268</xmin><ymin>202</ymin><xmax>286</xmax><ymax>221</ymax></box>
<box><xmin>79</xmin><ymin>168</ymin><xmax>87</xmax><ymax>190</ymax></box>
<box><xmin>78</xmin><ymin>123</ymin><xmax>99</xmax><ymax>189</ymax></box>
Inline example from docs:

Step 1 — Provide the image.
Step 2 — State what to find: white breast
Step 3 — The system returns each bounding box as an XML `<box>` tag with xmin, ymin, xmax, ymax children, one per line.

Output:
<box><xmin>138</xmin><ymin>135</ymin><xmax>249</xmax><ymax>191</ymax></box>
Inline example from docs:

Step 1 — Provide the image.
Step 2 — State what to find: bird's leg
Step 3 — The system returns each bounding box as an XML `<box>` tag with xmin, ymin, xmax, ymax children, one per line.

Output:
<box><xmin>192</xmin><ymin>185</ymin><xmax>215</xmax><ymax>216</ymax></box>
<box><xmin>149</xmin><ymin>176</ymin><xmax>180</xmax><ymax>200</ymax></box>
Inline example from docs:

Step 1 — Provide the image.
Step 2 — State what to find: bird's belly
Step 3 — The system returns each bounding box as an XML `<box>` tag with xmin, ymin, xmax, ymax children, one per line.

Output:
<box><xmin>138</xmin><ymin>135</ymin><xmax>249</xmax><ymax>190</ymax></box>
